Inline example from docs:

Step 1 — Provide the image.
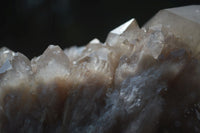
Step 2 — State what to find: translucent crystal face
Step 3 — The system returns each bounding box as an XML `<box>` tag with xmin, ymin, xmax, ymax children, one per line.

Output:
<box><xmin>106</xmin><ymin>19</ymin><xmax>142</xmax><ymax>47</ymax></box>
<box><xmin>144</xmin><ymin>5</ymin><xmax>200</xmax><ymax>56</ymax></box>
<box><xmin>32</xmin><ymin>45</ymin><xmax>70</xmax><ymax>83</ymax></box>
<box><xmin>0</xmin><ymin>5</ymin><xmax>200</xmax><ymax>133</ymax></box>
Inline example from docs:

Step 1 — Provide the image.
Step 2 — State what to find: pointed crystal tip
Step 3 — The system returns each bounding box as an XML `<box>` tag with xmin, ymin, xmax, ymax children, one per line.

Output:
<box><xmin>110</xmin><ymin>18</ymin><xmax>135</xmax><ymax>35</ymax></box>
<box><xmin>144</xmin><ymin>5</ymin><xmax>200</xmax><ymax>55</ymax></box>
<box><xmin>106</xmin><ymin>18</ymin><xmax>140</xmax><ymax>46</ymax></box>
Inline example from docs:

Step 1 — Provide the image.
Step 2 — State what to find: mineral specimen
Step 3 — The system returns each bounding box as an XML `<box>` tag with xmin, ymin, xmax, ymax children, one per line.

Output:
<box><xmin>0</xmin><ymin>5</ymin><xmax>200</xmax><ymax>133</ymax></box>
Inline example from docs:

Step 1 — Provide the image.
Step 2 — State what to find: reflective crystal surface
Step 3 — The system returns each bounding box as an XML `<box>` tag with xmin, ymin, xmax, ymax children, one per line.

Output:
<box><xmin>0</xmin><ymin>5</ymin><xmax>200</xmax><ymax>133</ymax></box>
<box><xmin>144</xmin><ymin>5</ymin><xmax>200</xmax><ymax>56</ymax></box>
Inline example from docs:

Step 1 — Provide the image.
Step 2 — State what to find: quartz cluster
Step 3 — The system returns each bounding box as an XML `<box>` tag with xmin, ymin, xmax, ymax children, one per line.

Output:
<box><xmin>0</xmin><ymin>5</ymin><xmax>200</xmax><ymax>133</ymax></box>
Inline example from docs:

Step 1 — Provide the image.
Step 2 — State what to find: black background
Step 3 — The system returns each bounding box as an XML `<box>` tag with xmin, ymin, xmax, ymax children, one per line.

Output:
<box><xmin>0</xmin><ymin>0</ymin><xmax>199</xmax><ymax>58</ymax></box>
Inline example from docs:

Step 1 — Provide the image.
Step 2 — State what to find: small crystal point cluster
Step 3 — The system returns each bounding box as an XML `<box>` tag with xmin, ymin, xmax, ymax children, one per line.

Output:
<box><xmin>0</xmin><ymin>5</ymin><xmax>200</xmax><ymax>133</ymax></box>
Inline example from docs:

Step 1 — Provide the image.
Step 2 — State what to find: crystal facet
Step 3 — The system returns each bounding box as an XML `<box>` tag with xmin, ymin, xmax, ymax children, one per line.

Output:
<box><xmin>144</xmin><ymin>5</ymin><xmax>200</xmax><ymax>56</ymax></box>
<box><xmin>106</xmin><ymin>18</ymin><xmax>142</xmax><ymax>47</ymax></box>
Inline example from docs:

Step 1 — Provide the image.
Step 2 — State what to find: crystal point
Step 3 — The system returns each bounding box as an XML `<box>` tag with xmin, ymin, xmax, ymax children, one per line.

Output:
<box><xmin>106</xmin><ymin>18</ymin><xmax>142</xmax><ymax>46</ymax></box>
<box><xmin>110</xmin><ymin>18</ymin><xmax>136</xmax><ymax>35</ymax></box>
<box><xmin>144</xmin><ymin>5</ymin><xmax>200</xmax><ymax>56</ymax></box>
<box><xmin>32</xmin><ymin>45</ymin><xmax>70</xmax><ymax>82</ymax></box>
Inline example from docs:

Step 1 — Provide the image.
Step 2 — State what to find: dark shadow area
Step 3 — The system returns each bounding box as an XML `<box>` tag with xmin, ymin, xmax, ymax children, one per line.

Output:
<box><xmin>0</xmin><ymin>0</ymin><xmax>199</xmax><ymax>58</ymax></box>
